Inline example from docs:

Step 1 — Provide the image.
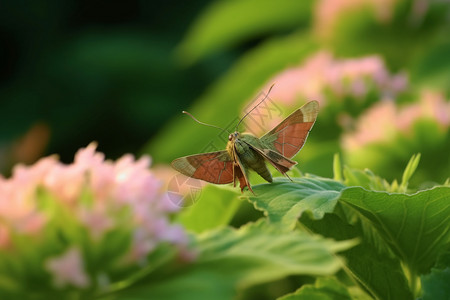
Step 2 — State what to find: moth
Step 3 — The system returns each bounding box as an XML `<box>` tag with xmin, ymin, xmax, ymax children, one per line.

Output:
<box><xmin>171</xmin><ymin>90</ymin><xmax>319</xmax><ymax>193</ymax></box>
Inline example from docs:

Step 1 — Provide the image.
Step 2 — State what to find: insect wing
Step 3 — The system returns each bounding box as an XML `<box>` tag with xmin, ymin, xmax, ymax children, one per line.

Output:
<box><xmin>261</xmin><ymin>101</ymin><xmax>319</xmax><ymax>158</ymax></box>
<box><xmin>171</xmin><ymin>151</ymin><xmax>234</xmax><ymax>184</ymax></box>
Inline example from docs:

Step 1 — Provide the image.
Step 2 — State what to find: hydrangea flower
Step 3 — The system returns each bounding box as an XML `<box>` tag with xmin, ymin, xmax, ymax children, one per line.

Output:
<box><xmin>314</xmin><ymin>0</ymin><xmax>399</xmax><ymax>38</ymax></box>
<box><xmin>342</xmin><ymin>90</ymin><xmax>450</xmax><ymax>151</ymax></box>
<box><xmin>262</xmin><ymin>51</ymin><xmax>407</xmax><ymax>106</ymax></box>
<box><xmin>0</xmin><ymin>143</ymin><xmax>192</xmax><ymax>295</ymax></box>
<box><xmin>341</xmin><ymin>90</ymin><xmax>450</xmax><ymax>185</ymax></box>
<box><xmin>45</xmin><ymin>247</ymin><xmax>90</xmax><ymax>288</ymax></box>
<box><xmin>243</xmin><ymin>51</ymin><xmax>407</xmax><ymax>136</ymax></box>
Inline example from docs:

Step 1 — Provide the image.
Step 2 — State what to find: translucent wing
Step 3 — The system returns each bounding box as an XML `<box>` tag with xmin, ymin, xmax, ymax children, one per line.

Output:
<box><xmin>171</xmin><ymin>151</ymin><xmax>234</xmax><ymax>184</ymax></box>
<box><xmin>260</xmin><ymin>101</ymin><xmax>319</xmax><ymax>158</ymax></box>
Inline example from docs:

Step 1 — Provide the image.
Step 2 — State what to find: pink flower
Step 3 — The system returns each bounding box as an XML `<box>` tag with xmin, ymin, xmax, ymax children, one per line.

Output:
<box><xmin>0</xmin><ymin>159</ymin><xmax>51</xmax><ymax>236</ymax></box>
<box><xmin>261</xmin><ymin>51</ymin><xmax>406</xmax><ymax>106</ymax></box>
<box><xmin>0</xmin><ymin>143</ymin><xmax>191</xmax><ymax>264</ymax></box>
<box><xmin>79</xmin><ymin>205</ymin><xmax>114</xmax><ymax>240</ymax></box>
<box><xmin>342</xmin><ymin>100</ymin><xmax>397</xmax><ymax>151</ymax></box>
<box><xmin>245</xmin><ymin>51</ymin><xmax>407</xmax><ymax>136</ymax></box>
<box><xmin>44</xmin><ymin>163</ymin><xmax>86</xmax><ymax>204</ymax></box>
<box><xmin>314</xmin><ymin>0</ymin><xmax>398</xmax><ymax>38</ymax></box>
<box><xmin>45</xmin><ymin>247</ymin><xmax>90</xmax><ymax>288</ymax></box>
<box><xmin>342</xmin><ymin>90</ymin><xmax>450</xmax><ymax>151</ymax></box>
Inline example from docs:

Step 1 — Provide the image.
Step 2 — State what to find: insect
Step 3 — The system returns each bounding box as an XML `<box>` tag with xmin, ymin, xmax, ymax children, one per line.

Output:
<box><xmin>171</xmin><ymin>87</ymin><xmax>319</xmax><ymax>193</ymax></box>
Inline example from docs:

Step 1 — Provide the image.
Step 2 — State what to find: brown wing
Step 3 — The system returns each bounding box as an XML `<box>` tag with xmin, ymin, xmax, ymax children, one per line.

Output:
<box><xmin>249</xmin><ymin>146</ymin><xmax>297</xmax><ymax>175</ymax></box>
<box><xmin>261</xmin><ymin>101</ymin><xmax>319</xmax><ymax>158</ymax></box>
<box><xmin>171</xmin><ymin>151</ymin><xmax>234</xmax><ymax>184</ymax></box>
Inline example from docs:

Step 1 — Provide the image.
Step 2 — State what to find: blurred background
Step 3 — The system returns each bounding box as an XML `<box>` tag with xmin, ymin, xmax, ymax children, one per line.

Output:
<box><xmin>1</xmin><ymin>0</ymin><xmax>449</xmax><ymax>188</ymax></box>
<box><xmin>0</xmin><ymin>0</ymin><xmax>216</xmax><ymax>167</ymax></box>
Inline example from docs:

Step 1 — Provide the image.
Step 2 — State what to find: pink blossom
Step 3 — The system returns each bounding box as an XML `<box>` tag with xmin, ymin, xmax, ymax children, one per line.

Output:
<box><xmin>0</xmin><ymin>160</ymin><xmax>51</xmax><ymax>236</ymax></box>
<box><xmin>0</xmin><ymin>143</ymin><xmax>190</xmax><ymax>264</ymax></box>
<box><xmin>44</xmin><ymin>163</ymin><xmax>86</xmax><ymax>204</ymax></box>
<box><xmin>78</xmin><ymin>205</ymin><xmax>114</xmax><ymax>240</ymax></box>
<box><xmin>45</xmin><ymin>247</ymin><xmax>90</xmax><ymax>288</ymax></box>
<box><xmin>261</xmin><ymin>51</ymin><xmax>406</xmax><ymax>106</ymax></box>
<box><xmin>246</xmin><ymin>51</ymin><xmax>406</xmax><ymax>136</ymax></box>
<box><xmin>314</xmin><ymin>0</ymin><xmax>398</xmax><ymax>38</ymax></box>
<box><xmin>342</xmin><ymin>90</ymin><xmax>450</xmax><ymax>150</ymax></box>
<box><xmin>342</xmin><ymin>100</ymin><xmax>397</xmax><ymax>151</ymax></box>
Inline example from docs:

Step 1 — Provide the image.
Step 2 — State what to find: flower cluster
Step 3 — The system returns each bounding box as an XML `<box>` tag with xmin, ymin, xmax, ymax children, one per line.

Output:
<box><xmin>243</xmin><ymin>51</ymin><xmax>407</xmax><ymax>136</ymax></box>
<box><xmin>341</xmin><ymin>90</ymin><xmax>450</xmax><ymax>184</ymax></box>
<box><xmin>264</xmin><ymin>51</ymin><xmax>407</xmax><ymax>106</ymax></box>
<box><xmin>342</xmin><ymin>90</ymin><xmax>450</xmax><ymax>151</ymax></box>
<box><xmin>314</xmin><ymin>0</ymin><xmax>399</xmax><ymax>37</ymax></box>
<box><xmin>314</xmin><ymin>0</ymin><xmax>436</xmax><ymax>38</ymax></box>
<box><xmin>0</xmin><ymin>143</ymin><xmax>190</xmax><ymax>291</ymax></box>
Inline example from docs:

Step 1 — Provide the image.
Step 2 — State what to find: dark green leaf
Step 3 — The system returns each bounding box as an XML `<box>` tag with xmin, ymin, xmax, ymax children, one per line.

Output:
<box><xmin>301</xmin><ymin>211</ymin><xmax>413</xmax><ymax>300</ymax></box>
<box><xmin>246</xmin><ymin>177</ymin><xmax>345</xmax><ymax>229</ymax></box>
<box><xmin>420</xmin><ymin>267</ymin><xmax>450</xmax><ymax>300</ymax></box>
<box><xmin>109</xmin><ymin>221</ymin><xmax>355</xmax><ymax>300</ymax></box>
<box><xmin>278</xmin><ymin>277</ymin><xmax>353</xmax><ymax>300</ymax></box>
<box><xmin>340</xmin><ymin>187</ymin><xmax>450</xmax><ymax>274</ymax></box>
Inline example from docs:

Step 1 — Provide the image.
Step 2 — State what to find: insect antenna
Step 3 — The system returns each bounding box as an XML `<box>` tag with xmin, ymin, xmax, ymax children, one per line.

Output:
<box><xmin>182</xmin><ymin>111</ymin><xmax>231</xmax><ymax>134</ymax></box>
<box><xmin>235</xmin><ymin>84</ymin><xmax>275</xmax><ymax>131</ymax></box>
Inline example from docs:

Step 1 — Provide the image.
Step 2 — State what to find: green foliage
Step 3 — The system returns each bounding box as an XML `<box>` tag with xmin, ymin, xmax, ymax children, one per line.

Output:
<box><xmin>106</xmin><ymin>220</ymin><xmax>354</xmax><ymax>300</ymax></box>
<box><xmin>340</xmin><ymin>187</ymin><xmax>450</xmax><ymax>275</ymax></box>
<box><xmin>244</xmin><ymin>166</ymin><xmax>450</xmax><ymax>299</ymax></box>
<box><xmin>341</xmin><ymin>153</ymin><xmax>421</xmax><ymax>193</ymax></box>
<box><xmin>278</xmin><ymin>277</ymin><xmax>355</xmax><ymax>300</ymax></box>
<box><xmin>344</xmin><ymin>118</ymin><xmax>450</xmax><ymax>187</ymax></box>
<box><xmin>3</xmin><ymin>0</ymin><xmax>450</xmax><ymax>299</ymax></box>
<box><xmin>107</xmin><ymin>0</ymin><xmax>450</xmax><ymax>298</ymax></box>
<box><xmin>177</xmin><ymin>0</ymin><xmax>314</xmax><ymax>64</ymax></box>
<box><xmin>248</xmin><ymin>177</ymin><xmax>345</xmax><ymax>229</ymax></box>
<box><xmin>176</xmin><ymin>185</ymin><xmax>241</xmax><ymax>233</ymax></box>
<box><xmin>412</xmin><ymin>41</ymin><xmax>450</xmax><ymax>92</ymax></box>
<box><xmin>420</xmin><ymin>268</ymin><xmax>450</xmax><ymax>300</ymax></box>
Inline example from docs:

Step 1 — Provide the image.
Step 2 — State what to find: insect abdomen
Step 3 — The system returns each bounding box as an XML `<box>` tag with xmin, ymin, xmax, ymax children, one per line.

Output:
<box><xmin>250</xmin><ymin>158</ymin><xmax>273</xmax><ymax>183</ymax></box>
<box><xmin>234</xmin><ymin>139</ymin><xmax>273</xmax><ymax>183</ymax></box>
<box><xmin>241</xmin><ymin>148</ymin><xmax>273</xmax><ymax>183</ymax></box>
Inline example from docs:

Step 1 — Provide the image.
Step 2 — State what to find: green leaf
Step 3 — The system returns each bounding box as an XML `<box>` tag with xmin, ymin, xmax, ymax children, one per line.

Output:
<box><xmin>113</xmin><ymin>271</ymin><xmax>234</xmax><ymax>300</ymax></box>
<box><xmin>246</xmin><ymin>178</ymin><xmax>450</xmax><ymax>299</ymax></box>
<box><xmin>110</xmin><ymin>220</ymin><xmax>355</xmax><ymax>300</ymax></box>
<box><xmin>343</xmin><ymin>167</ymin><xmax>391</xmax><ymax>192</ymax></box>
<box><xmin>278</xmin><ymin>277</ymin><xmax>353</xmax><ymax>300</ymax></box>
<box><xmin>245</xmin><ymin>177</ymin><xmax>346</xmax><ymax>229</ymax></box>
<box><xmin>176</xmin><ymin>185</ymin><xmax>241</xmax><ymax>233</ymax></box>
<box><xmin>301</xmin><ymin>211</ymin><xmax>413</xmax><ymax>300</ymax></box>
<box><xmin>333</xmin><ymin>153</ymin><xmax>344</xmax><ymax>182</ymax></box>
<box><xmin>400</xmin><ymin>154</ymin><xmax>421</xmax><ymax>191</ymax></box>
<box><xmin>177</xmin><ymin>0</ymin><xmax>313</xmax><ymax>64</ymax></box>
<box><xmin>340</xmin><ymin>187</ymin><xmax>450</xmax><ymax>274</ymax></box>
<box><xmin>420</xmin><ymin>267</ymin><xmax>450</xmax><ymax>300</ymax></box>
<box><xmin>197</xmin><ymin>221</ymin><xmax>355</xmax><ymax>286</ymax></box>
